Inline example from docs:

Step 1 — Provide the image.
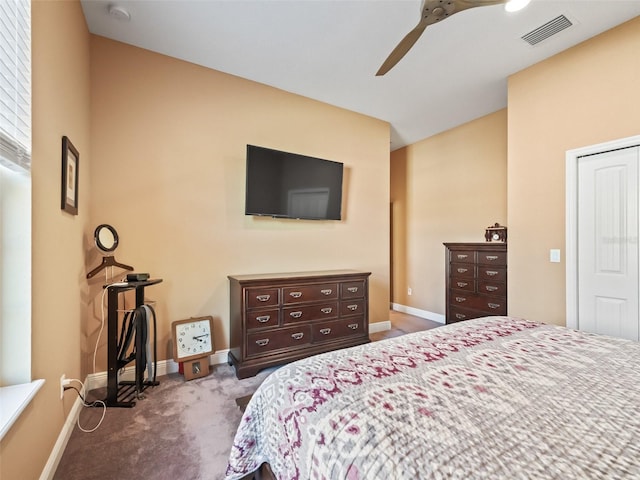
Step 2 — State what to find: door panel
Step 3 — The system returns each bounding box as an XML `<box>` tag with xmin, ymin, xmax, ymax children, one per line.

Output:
<box><xmin>577</xmin><ymin>147</ymin><xmax>639</xmax><ymax>341</ymax></box>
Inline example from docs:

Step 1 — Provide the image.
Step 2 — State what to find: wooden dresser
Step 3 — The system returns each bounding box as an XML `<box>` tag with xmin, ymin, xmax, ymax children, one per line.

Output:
<box><xmin>444</xmin><ymin>243</ymin><xmax>507</xmax><ymax>324</ymax></box>
<box><xmin>228</xmin><ymin>270</ymin><xmax>371</xmax><ymax>378</ymax></box>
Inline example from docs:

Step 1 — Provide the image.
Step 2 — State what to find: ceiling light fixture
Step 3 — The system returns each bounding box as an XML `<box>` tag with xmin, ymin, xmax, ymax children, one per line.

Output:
<box><xmin>108</xmin><ymin>4</ymin><xmax>131</xmax><ymax>21</ymax></box>
<box><xmin>505</xmin><ymin>0</ymin><xmax>531</xmax><ymax>13</ymax></box>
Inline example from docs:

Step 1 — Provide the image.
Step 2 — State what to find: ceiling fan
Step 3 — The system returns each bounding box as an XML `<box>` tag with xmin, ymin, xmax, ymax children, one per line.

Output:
<box><xmin>376</xmin><ymin>0</ymin><xmax>527</xmax><ymax>76</ymax></box>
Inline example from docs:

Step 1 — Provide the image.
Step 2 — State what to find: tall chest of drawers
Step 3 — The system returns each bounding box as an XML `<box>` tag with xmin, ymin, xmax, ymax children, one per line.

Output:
<box><xmin>444</xmin><ymin>243</ymin><xmax>507</xmax><ymax>324</ymax></box>
<box><xmin>228</xmin><ymin>270</ymin><xmax>371</xmax><ymax>379</ymax></box>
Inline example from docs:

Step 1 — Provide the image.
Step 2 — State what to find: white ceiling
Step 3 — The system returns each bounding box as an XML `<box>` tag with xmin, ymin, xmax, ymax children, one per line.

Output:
<box><xmin>80</xmin><ymin>0</ymin><xmax>640</xmax><ymax>150</ymax></box>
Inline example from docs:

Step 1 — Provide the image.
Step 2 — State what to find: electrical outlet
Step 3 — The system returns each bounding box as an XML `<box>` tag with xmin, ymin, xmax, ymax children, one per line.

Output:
<box><xmin>407</xmin><ymin>287</ymin><xmax>412</xmax><ymax>296</ymax></box>
<box><xmin>60</xmin><ymin>374</ymin><xmax>66</xmax><ymax>400</ymax></box>
<box><xmin>60</xmin><ymin>374</ymin><xmax>73</xmax><ymax>400</ymax></box>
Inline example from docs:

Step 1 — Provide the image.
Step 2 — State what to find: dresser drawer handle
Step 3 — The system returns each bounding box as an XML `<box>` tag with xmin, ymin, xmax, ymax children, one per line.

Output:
<box><xmin>289</xmin><ymin>291</ymin><xmax>302</xmax><ymax>298</ymax></box>
<box><xmin>256</xmin><ymin>315</ymin><xmax>271</xmax><ymax>323</ymax></box>
<box><xmin>320</xmin><ymin>328</ymin><xmax>331</xmax><ymax>335</ymax></box>
<box><xmin>290</xmin><ymin>311</ymin><xmax>303</xmax><ymax>319</ymax></box>
<box><xmin>456</xmin><ymin>282</ymin><xmax>468</xmax><ymax>288</ymax></box>
<box><xmin>488</xmin><ymin>303</ymin><xmax>501</xmax><ymax>309</ymax></box>
<box><xmin>347</xmin><ymin>304</ymin><xmax>359</xmax><ymax>311</ymax></box>
<box><xmin>321</xmin><ymin>289</ymin><xmax>333</xmax><ymax>295</ymax></box>
<box><xmin>486</xmin><ymin>255</ymin><xmax>499</xmax><ymax>261</ymax></box>
<box><xmin>485</xmin><ymin>271</ymin><xmax>499</xmax><ymax>276</ymax></box>
<box><xmin>456</xmin><ymin>254</ymin><xmax>468</xmax><ymax>259</ymax></box>
<box><xmin>455</xmin><ymin>313</ymin><xmax>466</xmax><ymax>320</ymax></box>
<box><xmin>455</xmin><ymin>296</ymin><xmax>466</xmax><ymax>303</ymax></box>
<box><xmin>457</xmin><ymin>268</ymin><xmax>468</xmax><ymax>274</ymax></box>
<box><xmin>256</xmin><ymin>294</ymin><xmax>271</xmax><ymax>302</ymax></box>
<box><xmin>348</xmin><ymin>323</ymin><xmax>359</xmax><ymax>330</ymax></box>
<box><xmin>347</xmin><ymin>287</ymin><xmax>359</xmax><ymax>293</ymax></box>
<box><xmin>321</xmin><ymin>307</ymin><xmax>333</xmax><ymax>314</ymax></box>
<box><xmin>485</xmin><ymin>286</ymin><xmax>498</xmax><ymax>292</ymax></box>
<box><xmin>255</xmin><ymin>339</ymin><xmax>269</xmax><ymax>347</ymax></box>
<box><xmin>291</xmin><ymin>332</ymin><xmax>304</xmax><ymax>340</ymax></box>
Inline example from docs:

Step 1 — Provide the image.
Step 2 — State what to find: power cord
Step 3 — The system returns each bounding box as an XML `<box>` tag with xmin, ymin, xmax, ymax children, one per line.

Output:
<box><xmin>63</xmin><ymin>378</ymin><xmax>107</xmax><ymax>433</ymax></box>
<box><xmin>93</xmin><ymin>276</ymin><xmax>127</xmax><ymax>374</ymax></box>
<box><xmin>92</xmin><ymin>287</ymin><xmax>108</xmax><ymax>374</ymax></box>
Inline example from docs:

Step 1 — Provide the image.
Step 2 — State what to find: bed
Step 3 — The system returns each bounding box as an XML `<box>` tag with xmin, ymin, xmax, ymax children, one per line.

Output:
<box><xmin>225</xmin><ymin>316</ymin><xmax>640</xmax><ymax>479</ymax></box>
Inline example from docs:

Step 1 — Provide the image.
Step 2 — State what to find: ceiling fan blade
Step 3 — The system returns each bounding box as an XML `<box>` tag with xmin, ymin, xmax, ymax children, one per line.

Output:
<box><xmin>376</xmin><ymin>21</ymin><xmax>428</xmax><ymax>76</ymax></box>
<box><xmin>456</xmin><ymin>0</ymin><xmax>507</xmax><ymax>8</ymax></box>
<box><xmin>376</xmin><ymin>0</ymin><xmax>508</xmax><ymax>76</ymax></box>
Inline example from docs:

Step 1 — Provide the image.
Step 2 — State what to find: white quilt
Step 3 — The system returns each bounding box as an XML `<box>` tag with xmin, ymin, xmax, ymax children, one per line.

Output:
<box><xmin>226</xmin><ymin>316</ymin><xmax>640</xmax><ymax>480</ymax></box>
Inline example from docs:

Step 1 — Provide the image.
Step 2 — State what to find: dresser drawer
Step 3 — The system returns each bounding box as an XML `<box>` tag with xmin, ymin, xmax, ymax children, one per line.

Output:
<box><xmin>312</xmin><ymin>317</ymin><xmax>365</xmax><ymax>343</ymax></box>
<box><xmin>449</xmin><ymin>305</ymin><xmax>485</xmax><ymax>323</ymax></box>
<box><xmin>340</xmin><ymin>299</ymin><xmax>365</xmax><ymax>316</ymax></box>
<box><xmin>283</xmin><ymin>302</ymin><xmax>339</xmax><ymax>324</ymax></box>
<box><xmin>283</xmin><ymin>283</ymin><xmax>338</xmax><ymax>304</ymax></box>
<box><xmin>451</xmin><ymin>293</ymin><xmax>506</xmax><ymax>314</ymax></box>
<box><xmin>246</xmin><ymin>288</ymin><xmax>280</xmax><ymax>309</ymax></box>
<box><xmin>450</xmin><ymin>263</ymin><xmax>475</xmax><ymax>279</ymax></box>
<box><xmin>450</xmin><ymin>278</ymin><xmax>475</xmax><ymax>292</ymax></box>
<box><xmin>450</xmin><ymin>250</ymin><xmax>475</xmax><ymax>264</ymax></box>
<box><xmin>246</xmin><ymin>325</ymin><xmax>311</xmax><ymax>357</ymax></box>
<box><xmin>246</xmin><ymin>309</ymin><xmax>279</xmax><ymax>330</ymax></box>
<box><xmin>478</xmin><ymin>281</ymin><xmax>506</xmax><ymax>297</ymax></box>
<box><xmin>478</xmin><ymin>266</ymin><xmax>506</xmax><ymax>283</ymax></box>
<box><xmin>477</xmin><ymin>251</ymin><xmax>507</xmax><ymax>266</ymax></box>
<box><xmin>341</xmin><ymin>281</ymin><xmax>365</xmax><ymax>299</ymax></box>
<box><xmin>478</xmin><ymin>296</ymin><xmax>506</xmax><ymax>315</ymax></box>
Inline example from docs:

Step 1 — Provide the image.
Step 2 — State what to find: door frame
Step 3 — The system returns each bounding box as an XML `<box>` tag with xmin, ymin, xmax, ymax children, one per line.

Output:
<box><xmin>565</xmin><ymin>134</ymin><xmax>640</xmax><ymax>330</ymax></box>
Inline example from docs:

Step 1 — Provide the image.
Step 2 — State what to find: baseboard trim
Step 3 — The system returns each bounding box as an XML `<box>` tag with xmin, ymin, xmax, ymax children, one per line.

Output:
<box><xmin>39</xmin><ymin>382</ymin><xmax>86</xmax><ymax>480</ymax></box>
<box><xmin>77</xmin><ymin>314</ymin><xmax>429</xmax><ymax>394</ymax></box>
<box><xmin>85</xmin><ymin>350</ymin><xmax>231</xmax><ymax>391</ymax></box>
<box><xmin>369</xmin><ymin>320</ymin><xmax>391</xmax><ymax>333</ymax></box>
<box><xmin>390</xmin><ymin>303</ymin><xmax>445</xmax><ymax>324</ymax></box>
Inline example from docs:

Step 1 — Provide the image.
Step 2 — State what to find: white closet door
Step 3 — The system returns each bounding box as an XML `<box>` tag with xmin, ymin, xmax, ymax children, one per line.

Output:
<box><xmin>577</xmin><ymin>146</ymin><xmax>639</xmax><ymax>341</ymax></box>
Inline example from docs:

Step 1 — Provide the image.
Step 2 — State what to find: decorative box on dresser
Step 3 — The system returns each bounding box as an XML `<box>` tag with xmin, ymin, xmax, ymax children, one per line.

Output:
<box><xmin>444</xmin><ymin>242</ymin><xmax>507</xmax><ymax>324</ymax></box>
<box><xmin>228</xmin><ymin>270</ymin><xmax>371</xmax><ymax>379</ymax></box>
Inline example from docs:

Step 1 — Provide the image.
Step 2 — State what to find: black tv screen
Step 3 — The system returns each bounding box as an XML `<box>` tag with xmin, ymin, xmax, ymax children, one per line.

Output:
<box><xmin>245</xmin><ymin>145</ymin><xmax>344</xmax><ymax>220</ymax></box>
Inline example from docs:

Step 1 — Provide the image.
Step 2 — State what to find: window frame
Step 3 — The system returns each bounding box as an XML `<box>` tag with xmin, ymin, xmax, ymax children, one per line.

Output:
<box><xmin>0</xmin><ymin>0</ymin><xmax>38</xmax><ymax>441</ymax></box>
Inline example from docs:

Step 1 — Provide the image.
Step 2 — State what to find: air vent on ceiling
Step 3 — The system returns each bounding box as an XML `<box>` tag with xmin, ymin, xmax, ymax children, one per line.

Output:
<box><xmin>522</xmin><ymin>15</ymin><xmax>573</xmax><ymax>46</ymax></box>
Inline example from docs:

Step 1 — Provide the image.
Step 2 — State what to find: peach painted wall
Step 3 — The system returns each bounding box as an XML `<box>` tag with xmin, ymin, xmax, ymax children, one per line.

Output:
<box><xmin>507</xmin><ymin>16</ymin><xmax>640</xmax><ymax>325</ymax></box>
<box><xmin>390</xmin><ymin>110</ymin><xmax>507</xmax><ymax>316</ymax></box>
<box><xmin>0</xmin><ymin>2</ymin><xmax>91</xmax><ymax>479</ymax></box>
<box><xmin>87</xmin><ymin>36</ymin><xmax>391</xmax><ymax>372</ymax></box>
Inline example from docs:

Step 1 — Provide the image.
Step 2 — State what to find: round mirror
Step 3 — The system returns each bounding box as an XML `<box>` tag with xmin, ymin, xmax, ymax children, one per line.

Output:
<box><xmin>94</xmin><ymin>224</ymin><xmax>119</xmax><ymax>253</ymax></box>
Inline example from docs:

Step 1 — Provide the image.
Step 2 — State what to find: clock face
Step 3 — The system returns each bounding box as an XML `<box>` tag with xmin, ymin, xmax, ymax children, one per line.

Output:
<box><xmin>176</xmin><ymin>319</ymin><xmax>213</xmax><ymax>359</ymax></box>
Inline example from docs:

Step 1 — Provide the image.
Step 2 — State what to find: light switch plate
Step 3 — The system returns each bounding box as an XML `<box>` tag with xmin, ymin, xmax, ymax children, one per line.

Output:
<box><xmin>550</xmin><ymin>249</ymin><xmax>561</xmax><ymax>263</ymax></box>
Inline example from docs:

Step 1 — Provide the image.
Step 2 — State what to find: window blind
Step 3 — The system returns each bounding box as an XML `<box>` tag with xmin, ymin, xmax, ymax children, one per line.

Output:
<box><xmin>0</xmin><ymin>0</ymin><xmax>31</xmax><ymax>172</ymax></box>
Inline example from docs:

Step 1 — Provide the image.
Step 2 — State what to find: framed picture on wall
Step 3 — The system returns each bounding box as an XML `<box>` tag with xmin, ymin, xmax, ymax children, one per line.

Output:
<box><xmin>61</xmin><ymin>136</ymin><xmax>79</xmax><ymax>215</ymax></box>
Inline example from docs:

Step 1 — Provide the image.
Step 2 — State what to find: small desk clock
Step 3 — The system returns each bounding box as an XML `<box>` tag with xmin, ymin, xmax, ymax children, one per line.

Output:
<box><xmin>485</xmin><ymin>223</ymin><xmax>507</xmax><ymax>242</ymax></box>
<box><xmin>172</xmin><ymin>316</ymin><xmax>214</xmax><ymax>381</ymax></box>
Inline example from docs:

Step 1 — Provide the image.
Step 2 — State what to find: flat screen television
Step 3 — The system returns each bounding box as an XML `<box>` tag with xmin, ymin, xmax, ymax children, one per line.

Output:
<box><xmin>245</xmin><ymin>145</ymin><xmax>344</xmax><ymax>220</ymax></box>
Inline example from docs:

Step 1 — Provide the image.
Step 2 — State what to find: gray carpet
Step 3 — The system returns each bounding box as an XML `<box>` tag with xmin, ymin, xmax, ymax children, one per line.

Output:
<box><xmin>53</xmin><ymin>364</ymin><xmax>273</xmax><ymax>480</ymax></box>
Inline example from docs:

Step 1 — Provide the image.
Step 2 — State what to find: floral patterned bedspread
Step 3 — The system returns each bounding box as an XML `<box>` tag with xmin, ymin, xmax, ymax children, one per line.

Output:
<box><xmin>225</xmin><ymin>316</ymin><xmax>640</xmax><ymax>480</ymax></box>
